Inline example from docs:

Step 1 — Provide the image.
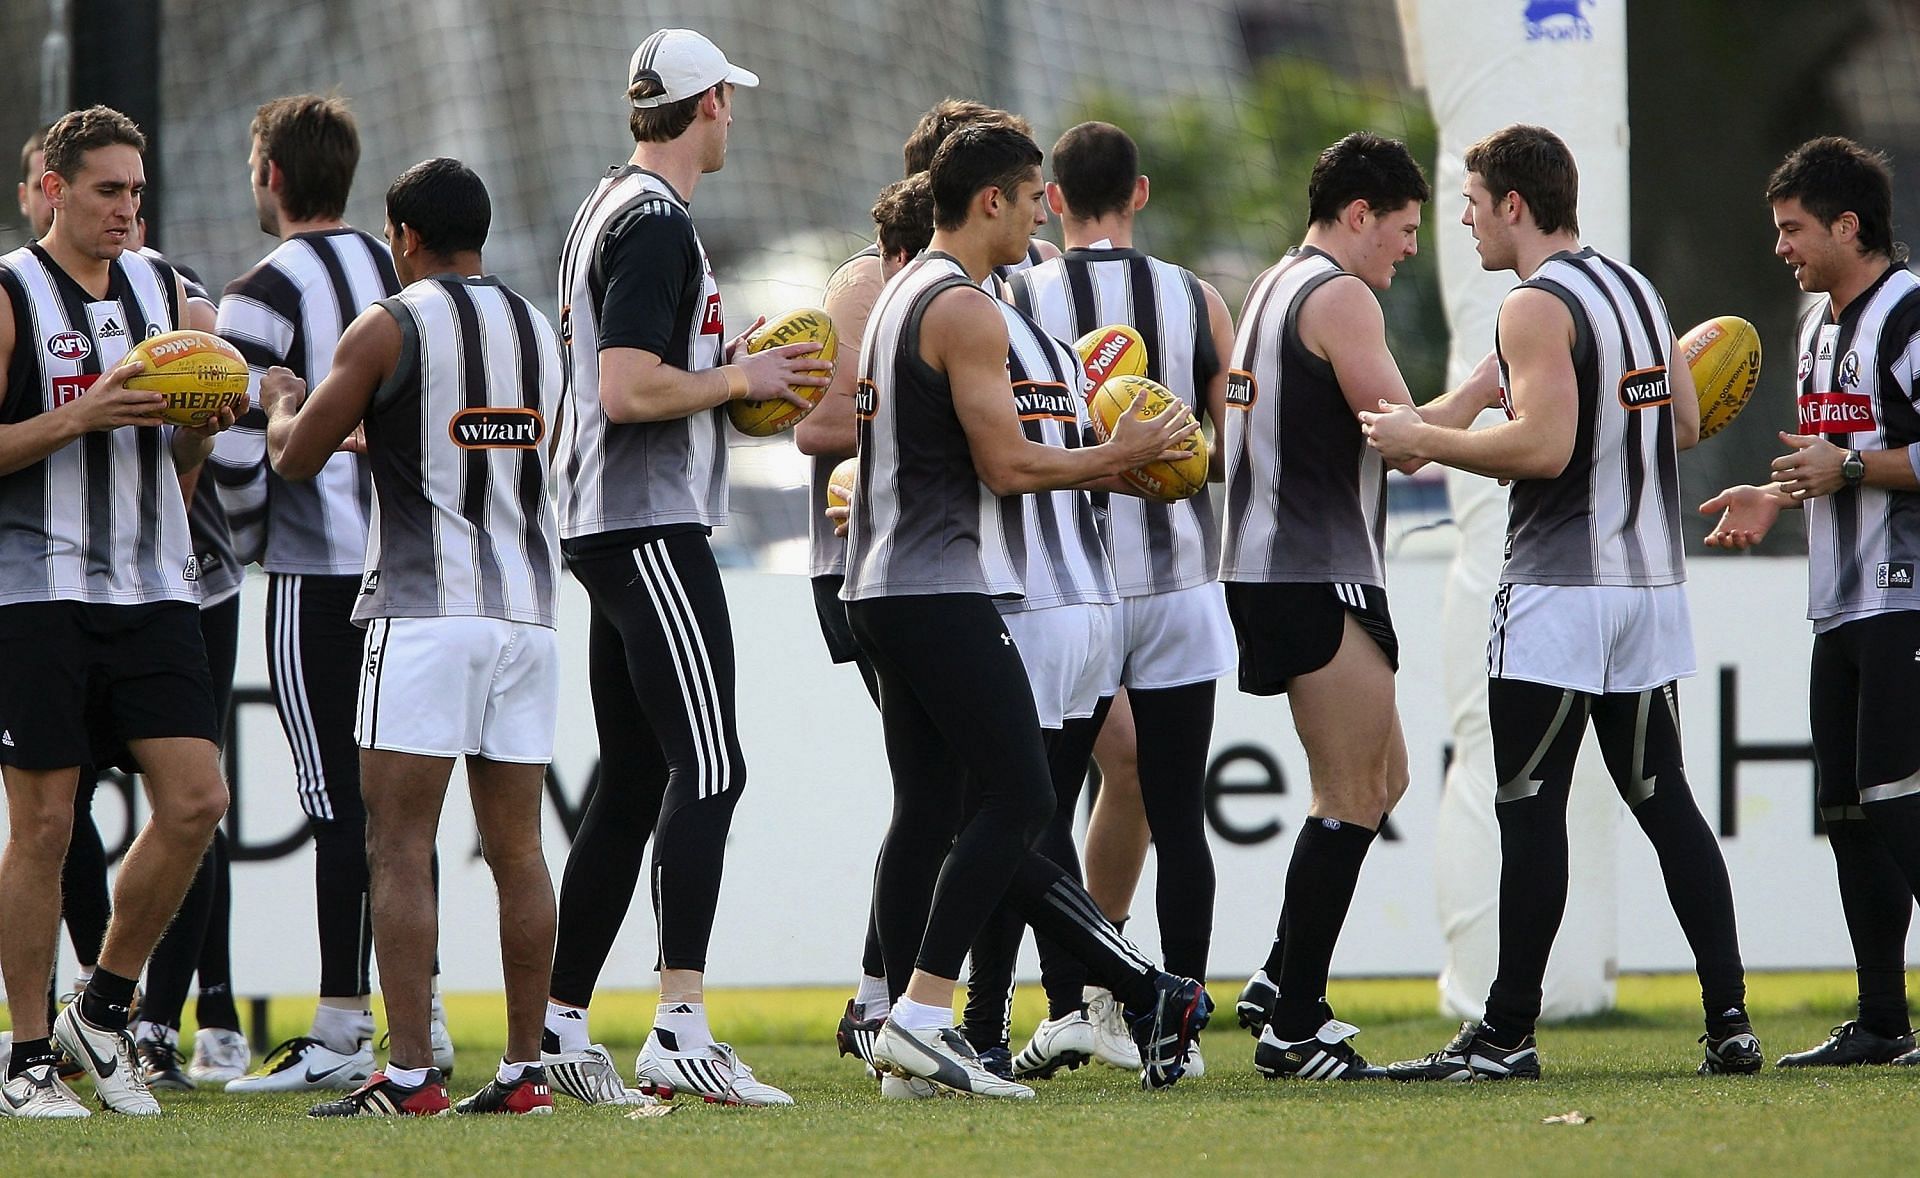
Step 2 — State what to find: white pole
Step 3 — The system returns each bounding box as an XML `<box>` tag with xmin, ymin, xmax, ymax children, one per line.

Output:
<box><xmin>1398</xmin><ymin>0</ymin><xmax>1627</xmax><ymax>1020</ymax></box>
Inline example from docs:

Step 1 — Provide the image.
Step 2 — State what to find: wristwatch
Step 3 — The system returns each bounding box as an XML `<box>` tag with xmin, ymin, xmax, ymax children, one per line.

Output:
<box><xmin>1842</xmin><ymin>450</ymin><xmax>1866</xmax><ymax>487</ymax></box>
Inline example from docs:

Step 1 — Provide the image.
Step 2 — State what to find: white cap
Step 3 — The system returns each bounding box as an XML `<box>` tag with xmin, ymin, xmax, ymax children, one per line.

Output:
<box><xmin>627</xmin><ymin>29</ymin><xmax>760</xmax><ymax>109</ymax></box>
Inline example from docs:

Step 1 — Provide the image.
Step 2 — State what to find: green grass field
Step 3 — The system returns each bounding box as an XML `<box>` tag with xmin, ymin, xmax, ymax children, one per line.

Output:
<box><xmin>4</xmin><ymin>972</ymin><xmax>1914</xmax><ymax>1177</ymax></box>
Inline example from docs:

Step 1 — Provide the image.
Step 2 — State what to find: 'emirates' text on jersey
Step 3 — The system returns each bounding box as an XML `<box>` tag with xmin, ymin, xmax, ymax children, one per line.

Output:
<box><xmin>1010</xmin><ymin>245</ymin><xmax>1221</xmax><ymax>596</ymax></box>
<box><xmin>1794</xmin><ymin>264</ymin><xmax>1920</xmax><ymax>628</ymax></box>
<box><xmin>0</xmin><ymin>244</ymin><xmax>192</xmax><ymax>606</ymax></box>
<box><xmin>554</xmin><ymin>166</ymin><xmax>727</xmax><ymax>541</ymax></box>
<box><xmin>842</xmin><ymin>253</ymin><xmax>1024</xmax><ymax>600</ymax></box>
<box><xmin>1497</xmin><ymin>248</ymin><xmax>1684</xmax><ymax>588</ymax></box>
<box><xmin>213</xmin><ymin>227</ymin><xmax>398</xmax><ymax>575</ymax></box>
<box><xmin>1220</xmin><ymin>246</ymin><xmax>1385</xmax><ymax>586</ymax></box>
<box><xmin>358</xmin><ymin>275</ymin><xmax>561</xmax><ymax>629</ymax></box>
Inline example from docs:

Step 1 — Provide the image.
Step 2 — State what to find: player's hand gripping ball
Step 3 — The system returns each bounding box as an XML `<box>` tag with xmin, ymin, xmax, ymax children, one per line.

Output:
<box><xmin>727</xmin><ymin>307</ymin><xmax>837</xmax><ymax>436</ymax></box>
<box><xmin>1088</xmin><ymin>373</ymin><xmax>1208</xmax><ymax>502</ymax></box>
<box><xmin>123</xmin><ymin>329</ymin><xmax>250</xmax><ymax>427</ymax></box>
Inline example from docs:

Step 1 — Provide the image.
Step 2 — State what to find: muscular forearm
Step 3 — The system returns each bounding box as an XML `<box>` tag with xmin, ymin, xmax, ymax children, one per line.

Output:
<box><xmin>602</xmin><ymin>363</ymin><xmax>740</xmax><ymax>424</ymax></box>
<box><xmin>1416</xmin><ymin>386</ymin><xmax>1500</xmax><ymax>432</ymax></box>
<box><xmin>1405</xmin><ymin>417</ymin><xmax>1567</xmax><ymax>481</ymax></box>
<box><xmin>0</xmin><ymin>410</ymin><xmax>87</xmax><ymax>478</ymax></box>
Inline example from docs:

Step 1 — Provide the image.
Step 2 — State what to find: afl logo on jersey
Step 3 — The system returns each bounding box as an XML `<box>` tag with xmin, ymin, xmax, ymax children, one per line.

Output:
<box><xmin>1617</xmin><ymin>366</ymin><xmax>1671</xmax><ymax>410</ymax></box>
<box><xmin>1797</xmin><ymin>351</ymin><xmax>1814</xmax><ymax>383</ymax></box>
<box><xmin>449</xmin><ymin>407</ymin><xmax>545</xmax><ymax>449</ymax></box>
<box><xmin>47</xmin><ymin>331</ymin><xmax>92</xmax><ymax>361</ymax></box>
<box><xmin>1225</xmin><ymin>369</ymin><xmax>1257</xmax><ymax>409</ymax></box>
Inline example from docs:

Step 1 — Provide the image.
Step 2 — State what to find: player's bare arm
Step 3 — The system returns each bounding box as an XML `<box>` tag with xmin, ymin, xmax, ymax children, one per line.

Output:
<box><xmin>1360</xmin><ymin>287</ymin><xmax>1577</xmax><ymax>480</ymax></box>
<box><xmin>795</xmin><ymin>254</ymin><xmax>883</xmax><ymax>458</ymax></box>
<box><xmin>1416</xmin><ymin>348</ymin><xmax>1508</xmax><ymax>430</ymax></box>
<box><xmin>1301</xmin><ymin>274</ymin><xmax>1426</xmax><ymax>474</ymax></box>
<box><xmin>931</xmin><ymin>286</ymin><xmax>1194</xmax><ymax>493</ymax></box>
<box><xmin>1667</xmin><ymin>334</ymin><xmax>1701</xmax><ymax>450</ymax></box>
<box><xmin>0</xmin><ymin>285</ymin><xmax>171</xmax><ymax>477</ymax></box>
<box><xmin>264</xmin><ymin>305</ymin><xmax>399</xmax><ymax>481</ymax></box>
<box><xmin>597</xmin><ymin>329</ymin><xmax>827</xmax><ymax>425</ymax></box>
<box><xmin>1200</xmin><ymin>278</ymin><xmax>1234</xmax><ymax>481</ymax></box>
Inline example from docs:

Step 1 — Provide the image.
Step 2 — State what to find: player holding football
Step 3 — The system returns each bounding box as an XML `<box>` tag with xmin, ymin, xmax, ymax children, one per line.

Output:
<box><xmin>1366</xmin><ymin>124</ymin><xmax>1758</xmax><ymax>1079</ymax></box>
<box><xmin>0</xmin><ymin>107</ymin><xmax>236</xmax><ymax>1118</ymax></box>
<box><xmin>1703</xmin><ymin>136</ymin><xmax>1920</xmax><ymax>1069</ymax></box>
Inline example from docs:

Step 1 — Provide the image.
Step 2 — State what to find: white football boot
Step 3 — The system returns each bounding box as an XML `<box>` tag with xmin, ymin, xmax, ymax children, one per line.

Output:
<box><xmin>1011</xmin><ymin>1010</ymin><xmax>1096</xmax><ymax>1079</ymax></box>
<box><xmin>543</xmin><ymin>1042</ymin><xmax>656</xmax><ymax>1106</ymax></box>
<box><xmin>634</xmin><ymin>1033</ymin><xmax>793</xmax><ymax>1106</ymax></box>
<box><xmin>223</xmin><ymin>1036</ymin><xmax>374</xmax><ymax>1093</ymax></box>
<box><xmin>1084</xmin><ymin>987</ymin><xmax>1143</xmax><ymax>1070</ymax></box>
<box><xmin>871</xmin><ymin>1019</ymin><xmax>1034</xmax><ymax>1099</ymax></box>
<box><xmin>188</xmin><ymin>1028</ymin><xmax>251</xmax><ymax>1085</ymax></box>
<box><xmin>0</xmin><ymin>1063</ymin><xmax>92</xmax><ymax>1118</ymax></box>
<box><xmin>54</xmin><ymin>1003</ymin><xmax>160</xmax><ymax>1115</ymax></box>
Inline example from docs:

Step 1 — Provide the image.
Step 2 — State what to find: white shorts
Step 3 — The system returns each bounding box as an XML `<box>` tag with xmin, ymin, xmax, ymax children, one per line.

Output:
<box><xmin>1487</xmin><ymin>582</ymin><xmax>1695</xmax><ymax>695</ymax></box>
<box><xmin>355</xmin><ymin>616</ymin><xmax>559</xmax><ymax>762</ymax></box>
<box><xmin>1003</xmin><ymin>602</ymin><xmax>1118</xmax><ymax>729</ymax></box>
<box><xmin>1116</xmin><ymin>581</ymin><xmax>1237</xmax><ymax>690</ymax></box>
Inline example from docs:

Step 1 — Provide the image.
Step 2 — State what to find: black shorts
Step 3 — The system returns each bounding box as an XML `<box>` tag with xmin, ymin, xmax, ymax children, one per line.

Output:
<box><xmin>811</xmin><ymin>573</ymin><xmax>864</xmax><ymax>665</ymax></box>
<box><xmin>0</xmin><ymin>600</ymin><xmax>219</xmax><ymax>771</ymax></box>
<box><xmin>1810</xmin><ymin>610</ymin><xmax>1920</xmax><ymax>814</ymax></box>
<box><xmin>1224</xmin><ymin>580</ymin><xmax>1398</xmax><ymax>696</ymax></box>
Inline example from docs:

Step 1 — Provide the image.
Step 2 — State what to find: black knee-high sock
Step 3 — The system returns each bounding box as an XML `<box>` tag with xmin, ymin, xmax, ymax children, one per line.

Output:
<box><xmin>196</xmin><ymin>831</ymin><xmax>240</xmax><ymax>1031</ymax></box>
<box><xmin>962</xmin><ymin>904</ymin><xmax>1023</xmax><ymax>1052</ymax></box>
<box><xmin>1269</xmin><ymin>818</ymin><xmax>1376</xmax><ymax>1039</ymax></box>
<box><xmin>61</xmin><ymin>772</ymin><xmax>111</xmax><ymax>969</ymax></box>
<box><xmin>312</xmin><ymin>817</ymin><xmax>372</xmax><ymax>998</ymax></box>
<box><xmin>1262</xmin><ymin>906</ymin><xmax>1288</xmax><ymax>980</ymax></box>
<box><xmin>1826</xmin><ymin>814</ymin><xmax>1913</xmax><ymax>1036</ymax></box>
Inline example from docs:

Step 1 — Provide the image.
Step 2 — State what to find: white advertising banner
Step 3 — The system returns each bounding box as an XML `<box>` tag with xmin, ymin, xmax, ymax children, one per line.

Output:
<box><xmin>44</xmin><ymin>554</ymin><xmax>1900</xmax><ymax>998</ymax></box>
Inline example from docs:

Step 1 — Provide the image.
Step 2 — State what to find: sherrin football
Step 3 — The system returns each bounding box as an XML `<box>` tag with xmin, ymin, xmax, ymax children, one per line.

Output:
<box><xmin>727</xmin><ymin>307</ymin><xmax>837</xmax><ymax>437</ymax></box>
<box><xmin>1074</xmin><ymin>323</ymin><xmax>1149</xmax><ymax>394</ymax></box>
<box><xmin>826</xmin><ymin>456</ymin><xmax>857</xmax><ymax>509</ymax></box>
<box><xmin>123</xmin><ymin>329</ymin><xmax>250</xmax><ymax>427</ymax></box>
<box><xmin>1087</xmin><ymin>373</ymin><xmax>1208</xmax><ymax>502</ymax></box>
<box><xmin>1679</xmin><ymin>315</ymin><xmax>1761</xmax><ymax>441</ymax></box>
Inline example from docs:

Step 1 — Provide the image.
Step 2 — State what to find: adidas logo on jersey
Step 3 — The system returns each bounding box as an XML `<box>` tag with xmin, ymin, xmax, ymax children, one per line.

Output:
<box><xmin>1</xmin><ymin>730</ymin><xmax>13</xmax><ymax>747</ymax></box>
<box><xmin>1877</xmin><ymin>562</ymin><xmax>1914</xmax><ymax>590</ymax></box>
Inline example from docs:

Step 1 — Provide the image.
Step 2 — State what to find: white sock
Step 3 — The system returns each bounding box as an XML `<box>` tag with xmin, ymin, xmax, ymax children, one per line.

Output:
<box><xmin>497</xmin><ymin>1058</ymin><xmax>533</xmax><ymax>1084</ymax></box>
<box><xmin>310</xmin><ymin>1003</ymin><xmax>374</xmax><ymax>1055</ymax></box>
<box><xmin>132</xmin><ymin>1019</ymin><xmax>176</xmax><ymax>1047</ymax></box>
<box><xmin>385</xmin><ymin>1063</ymin><xmax>432</xmax><ymax>1087</ymax></box>
<box><xmin>854</xmin><ymin>974</ymin><xmax>890</xmax><ymax>1018</ymax></box>
<box><xmin>545</xmin><ymin>1002</ymin><xmax>589</xmax><ymax>1053</ymax></box>
<box><xmin>890</xmin><ymin>996</ymin><xmax>953</xmax><ymax>1031</ymax></box>
<box><xmin>652</xmin><ymin>1001</ymin><xmax>714</xmax><ymax>1053</ymax></box>
<box><xmin>431</xmin><ymin>992</ymin><xmax>447</xmax><ymax>1023</ymax></box>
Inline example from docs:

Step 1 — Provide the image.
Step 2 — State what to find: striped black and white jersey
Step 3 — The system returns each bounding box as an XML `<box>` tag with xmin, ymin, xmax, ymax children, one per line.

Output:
<box><xmin>356</xmin><ymin>274</ymin><xmax>561</xmax><ymax>629</ymax></box>
<box><xmin>843</xmin><ymin>251</ymin><xmax>1024</xmax><ymax>600</ymax></box>
<box><xmin>808</xmin><ymin>243</ymin><xmax>882</xmax><ymax>580</ymax></box>
<box><xmin>212</xmin><ymin>228</ymin><xmax>398</xmax><ymax>575</ymax></box>
<box><xmin>1010</xmin><ymin>245</ymin><xmax>1221</xmax><ymax>596</ymax></box>
<box><xmin>1497</xmin><ymin>247</ymin><xmax>1683</xmax><ymax>589</ymax></box>
<box><xmin>0</xmin><ymin>243</ymin><xmax>194</xmax><ymax>606</ymax></box>
<box><xmin>554</xmin><ymin>166</ymin><xmax>728</xmax><ymax>544</ymax></box>
<box><xmin>1220</xmin><ymin>246</ymin><xmax>1385</xmax><ymax>587</ymax></box>
<box><xmin>997</xmin><ymin>301</ymin><xmax>1116</xmax><ymax>614</ymax></box>
<box><xmin>1793</xmin><ymin>264</ymin><xmax>1920</xmax><ymax>628</ymax></box>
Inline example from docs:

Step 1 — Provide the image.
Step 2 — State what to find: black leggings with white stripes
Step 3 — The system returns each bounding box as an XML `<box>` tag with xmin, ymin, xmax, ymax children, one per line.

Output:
<box><xmin>552</xmin><ymin>531</ymin><xmax>747</xmax><ymax>998</ymax></box>
<box><xmin>849</xmin><ymin>593</ymin><xmax>1158</xmax><ymax>1009</ymax></box>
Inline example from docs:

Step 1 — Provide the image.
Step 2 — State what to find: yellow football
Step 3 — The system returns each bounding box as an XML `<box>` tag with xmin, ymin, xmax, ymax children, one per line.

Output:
<box><xmin>123</xmin><ymin>329</ymin><xmax>250</xmax><ymax>427</ymax></box>
<box><xmin>727</xmin><ymin>307</ymin><xmax>838</xmax><ymax>437</ymax></box>
<box><xmin>1074</xmin><ymin>323</ymin><xmax>1149</xmax><ymax>395</ymax></box>
<box><xmin>1087</xmin><ymin>373</ymin><xmax>1208</xmax><ymax>502</ymax></box>
<box><xmin>1680</xmin><ymin>315</ymin><xmax>1761</xmax><ymax>441</ymax></box>
<box><xmin>826</xmin><ymin>456</ymin><xmax>857</xmax><ymax>509</ymax></box>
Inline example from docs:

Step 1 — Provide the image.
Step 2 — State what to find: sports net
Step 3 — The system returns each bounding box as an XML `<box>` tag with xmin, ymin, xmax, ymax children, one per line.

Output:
<box><xmin>3</xmin><ymin>0</ymin><xmax>1436</xmax><ymax>569</ymax></box>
